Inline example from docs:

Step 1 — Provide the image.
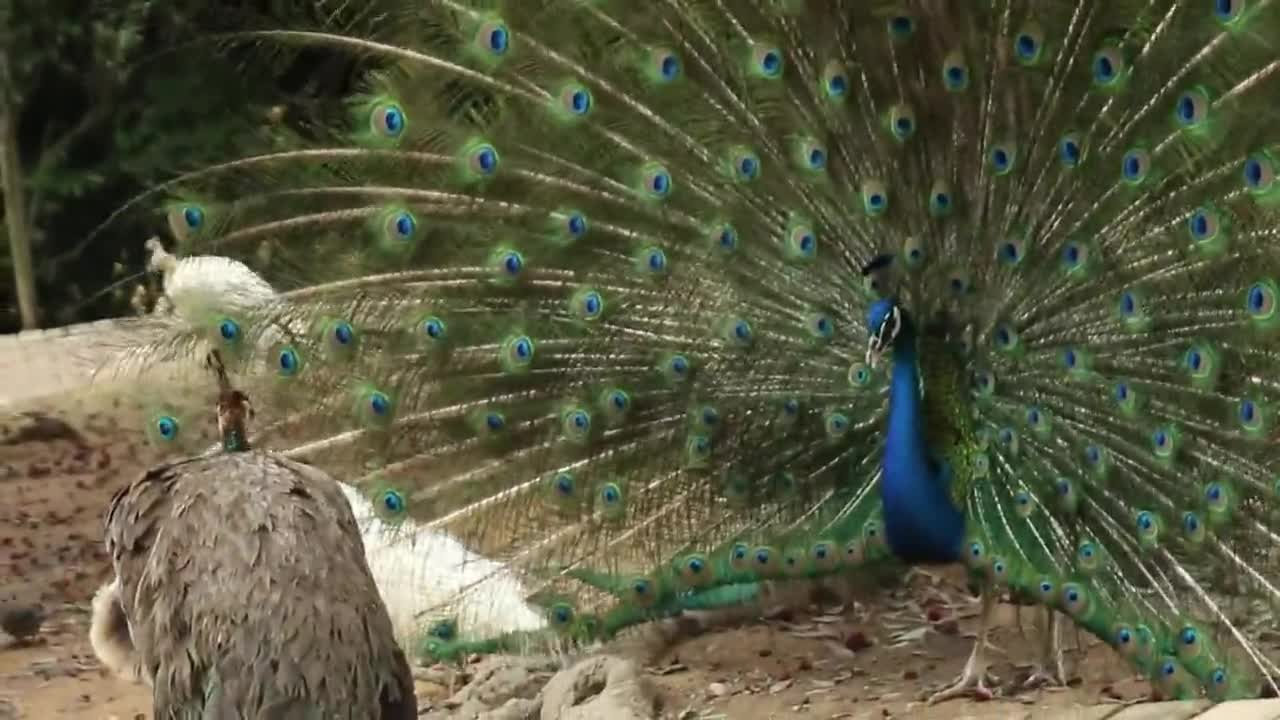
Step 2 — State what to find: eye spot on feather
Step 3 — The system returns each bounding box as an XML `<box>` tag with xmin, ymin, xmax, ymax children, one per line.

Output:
<box><xmin>642</xmin><ymin>247</ymin><xmax>668</xmax><ymax>274</ymax></box>
<box><xmin>421</xmin><ymin>317</ymin><xmax>446</xmax><ymax>341</ymax></box>
<box><xmin>1135</xmin><ymin>511</ymin><xmax>1159</xmax><ymax>546</ymax></box>
<box><xmin>1205</xmin><ymin>482</ymin><xmax>1226</xmax><ymax>506</ymax></box>
<box><xmin>579</xmin><ymin>290</ymin><xmax>603</xmax><ymax>318</ymax></box>
<box><xmin>549</xmin><ymin>603</ymin><xmax>574</xmax><ymax>627</ymax></box>
<box><xmin>989</xmin><ymin>144</ymin><xmax>1015</xmax><ymax>175</ymax></box>
<box><xmin>786</xmin><ymin>221</ymin><xmax>817</xmax><ymax>260</ymax></box>
<box><xmin>276</xmin><ymin>347</ymin><xmax>300</xmax><ymax>376</ymax></box>
<box><xmin>1174</xmin><ymin>88</ymin><xmax>1209</xmax><ymax>128</ymax></box>
<box><xmin>476</xmin><ymin>20</ymin><xmax>509</xmax><ymax>57</ymax></box>
<box><xmin>156</xmin><ymin>415</ymin><xmax>179</xmax><ymax>440</ymax></box>
<box><xmin>862</xmin><ymin>180</ymin><xmax>889</xmax><ymax>217</ymax></box>
<box><xmin>1085</xmin><ymin>444</ymin><xmax>1103</xmax><ymax>466</ymax></box>
<box><xmin>973</xmin><ymin>369</ymin><xmax>995</xmax><ymax>396</ymax></box>
<box><xmin>993</xmin><ymin>324</ymin><xmax>1018</xmax><ymax>351</ymax></box>
<box><xmin>183</xmin><ymin>206</ymin><xmax>204</xmax><ymax>230</ymax></box>
<box><xmin>499</xmin><ymin>250</ymin><xmax>524</xmax><ymax>278</ymax></box>
<box><xmin>1243</xmin><ymin>153</ymin><xmax>1275</xmax><ymax>193</ymax></box>
<box><xmin>369</xmin><ymin>103</ymin><xmax>406</xmax><ymax>139</ymax></box>
<box><xmin>1245</xmin><ymin>280</ymin><xmax>1277</xmax><ymax>322</ymax></box>
<box><xmin>888</xmin><ymin>14</ymin><xmax>914</xmax><ymax>39</ymax></box>
<box><xmin>1062</xmin><ymin>583</ymin><xmax>1088</xmax><ymax>616</ymax></box>
<box><xmin>375</xmin><ymin>490</ymin><xmax>405</xmax><ymax>516</ymax></box>
<box><xmin>928</xmin><ymin>181</ymin><xmax>955</xmax><ymax>217</ymax></box>
<box><xmin>1014</xmin><ymin>27</ymin><xmax>1043</xmax><ymax>64</ymax></box>
<box><xmin>608</xmin><ymin>390</ymin><xmax>629</xmax><ymax>411</ymax></box>
<box><xmin>368</xmin><ymin>391</ymin><xmax>391</xmax><ymax>417</ymax></box>
<box><xmin>470</xmin><ymin>144</ymin><xmax>500</xmax><ymax>176</ymax></box>
<box><xmin>557</xmin><ymin>83</ymin><xmax>593</xmax><ymax>117</ymax></box>
<box><xmin>1058</xmin><ymin>134</ymin><xmax>1082</xmax><ymax>168</ymax></box>
<box><xmin>1187</xmin><ymin>206</ymin><xmax>1219</xmax><ymax>245</ymax></box>
<box><xmin>1013</xmin><ymin>490</ymin><xmax>1035</xmax><ymax>518</ymax></box>
<box><xmin>218</xmin><ymin>318</ymin><xmax>240</xmax><ymax>341</ymax></box>
<box><xmin>388</xmin><ymin>211</ymin><xmax>416</xmax><ymax>240</ymax></box>
<box><xmin>1179</xmin><ymin>626</ymin><xmax>1199</xmax><ymax>650</ymax></box>
<box><xmin>941</xmin><ymin>51</ymin><xmax>969</xmax><ymax>91</ymax></box>
<box><xmin>565</xmin><ymin>212</ymin><xmax>587</xmax><ymax>238</ymax></box>
<box><xmin>998</xmin><ymin>241</ymin><xmax>1022</xmax><ymax>264</ymax></box>
<box><xmin>806</xmin><ymin>146</ymin><xmax>826</xmax><ymax>170</ymax></box>
<box><xmin>1215</xmin><ymin>0</ymin><xmax>1245</xmax><ymax>25</ymax></box>
<box><xmin>332</xmin><ymin>322</ymin><xmax>354</xmax><ymax>345</ymax></box>
<box><xmin>648</xmin><ymin>48</ymin><xmax>682</xmax><ymax>83</ymax></box>
<box><xmin>485</xmin><ymin>412</ymin><xmax>505</xmax><ymax>432</ymax></box>
<box><xmin>1115</xmin><ymin>626</ymin><xmax>1134</xmax><ymax>649</ymax></box>
<box><xmin>1181</xmin><ymin>510</ymin><xmax>1207</xmax><ymax>544</ymax></box>
<box><xmin>823</xmin><ymin>61</ymin><xmax>849</xmax><ymax>98</ymax></box>
<box><xmin>1121</xmin><ymin>148</ymin><xmax>1150</xmax><ymax>184</ymax></box>
<box><xmin>752</xmin><ymin>44</ymin><xmax>784</xmax><ymax>78</ymax></box>
<box><xmin>1092</xmin><ymin>47</ymin><xmax>1126</xmax><ymax>87</ymax></box>
<box><xmin>810</xmin><ymin>313</ymin><xmax>834</xmax><ymax>339</ymax></box>
<box><xmin>715</xmin><ymin>224</ymin><xmax>738</xmax><ymax>253</ymax></box>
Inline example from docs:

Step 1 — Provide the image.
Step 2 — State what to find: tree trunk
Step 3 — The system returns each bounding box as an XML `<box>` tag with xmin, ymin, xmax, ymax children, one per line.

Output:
<box><xmin>0</xmin><ymin>52</ymin><xmax>39</xmax><ymax>330</ymax></box>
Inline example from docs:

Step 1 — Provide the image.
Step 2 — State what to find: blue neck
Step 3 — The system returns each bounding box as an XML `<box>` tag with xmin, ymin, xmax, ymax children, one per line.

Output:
<box><xmin>879</xmin><ymin>330</ymin><xmax>965</xmax><ymax>564</ymax></box>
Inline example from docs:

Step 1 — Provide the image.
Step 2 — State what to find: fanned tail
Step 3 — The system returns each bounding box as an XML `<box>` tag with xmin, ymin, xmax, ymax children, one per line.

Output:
<box><xmin>87</xmin><ymin>0</ymin><xmax>1280</xmax><ymax>698</ymax></box>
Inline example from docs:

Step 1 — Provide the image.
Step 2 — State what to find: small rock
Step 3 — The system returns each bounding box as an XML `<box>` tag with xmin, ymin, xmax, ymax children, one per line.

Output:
<box><xmin>0</xmin><ymin>601</ymin><xmax>45</xmax><ymax>643</ymax></box>
<box><xmin>902</xmin><ymin>669</ymin><xmax>918</xmax><ymax>680</ymax></box>
<box><xmin>844</xmin><ymin>630</ymin><xmax>873</xmax><ymax>652</ymax></box>
<box><xmin>707</xmin><ymin>682</ymin><xmax>730</xmax><ymax>697</ymax></box>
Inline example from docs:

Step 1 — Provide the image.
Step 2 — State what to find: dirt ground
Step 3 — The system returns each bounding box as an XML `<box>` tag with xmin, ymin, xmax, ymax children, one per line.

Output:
<box><xmin>0</xmin><ymin>390</ymin><xmax>1152</xmax><ymax>719</ymax></box>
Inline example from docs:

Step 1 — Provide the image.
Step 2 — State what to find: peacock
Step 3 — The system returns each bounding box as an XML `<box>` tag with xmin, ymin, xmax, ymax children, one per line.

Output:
<box><xmin>86</xmin><ymin>0</ymin><xmax>1280</xmax><ymax>706</ymax></box>
<box><xmin>90</xmin><ymin>350</ymin><xmax>418</xmax><ymax>718</ymax></box>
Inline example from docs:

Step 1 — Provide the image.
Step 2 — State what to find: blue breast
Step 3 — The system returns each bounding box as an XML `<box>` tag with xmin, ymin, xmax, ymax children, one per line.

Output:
<box><xmin>878</xmin><ymin>335</ymin><xmax>966</xmax><ymax>565</ymax></box>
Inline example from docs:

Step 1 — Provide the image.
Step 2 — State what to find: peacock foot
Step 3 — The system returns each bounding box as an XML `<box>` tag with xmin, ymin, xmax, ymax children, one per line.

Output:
<box><xmin>927</xmin><ymin>648</ymin><xmax>998</xmax><ymax>704</ymax></box>
<box><xmin>1021</xmin><ymin>665</ymin><xmax>1067</xmax><ymax>690</ymax></box>
<box><xmin>1021</xmin><ymin>608</ymin><xmax>1065</xmax><ymax>689</ymax></box>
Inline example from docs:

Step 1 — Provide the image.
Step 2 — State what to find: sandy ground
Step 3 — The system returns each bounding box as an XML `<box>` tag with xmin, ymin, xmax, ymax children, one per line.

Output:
<box><xmin>0</xmin><ymin>388</ymin><xmax>1153</xmax><ymax>719</ymax></box>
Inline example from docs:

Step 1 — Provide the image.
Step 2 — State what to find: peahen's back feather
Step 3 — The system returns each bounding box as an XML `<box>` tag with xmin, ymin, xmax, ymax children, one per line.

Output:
<box><xmin>95</xmin><ymin>0</ymin><xmax>1280</xmax><ymax>701</ymax></box>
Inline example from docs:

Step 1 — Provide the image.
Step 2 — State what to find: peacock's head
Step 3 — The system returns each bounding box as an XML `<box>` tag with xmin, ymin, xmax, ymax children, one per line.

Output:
<box><xmin>143</xmin><ymin>237</ymin><xmax>177</xmax><ymax>274</ymax></box>
<box><xmin>865</xmin><ymin>298</ymin><xmax>906</xmax><ymax>368</ymax></box>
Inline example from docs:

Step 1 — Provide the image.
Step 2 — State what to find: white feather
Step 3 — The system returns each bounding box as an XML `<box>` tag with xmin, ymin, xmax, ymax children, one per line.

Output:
<box><xmin>163</xmin><ymin>255</ymin><xmax>278</xmax><ymax>319</ymax></box>
<box><xmin>338</xmin><ymin>483</ymin><xmax>548</xmax><ymax>650</ymax></box>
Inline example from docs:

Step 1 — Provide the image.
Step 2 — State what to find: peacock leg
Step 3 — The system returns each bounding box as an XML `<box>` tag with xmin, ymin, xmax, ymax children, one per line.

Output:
<box><xmin>927</xmin><ymin>590</ymin><xmax>997</xmax><ymax>704</ymax></box>
<box><xmin>1022</xmin><ymin>607</ymin><xmax>1067</xmax><ymax>688</ymax></box>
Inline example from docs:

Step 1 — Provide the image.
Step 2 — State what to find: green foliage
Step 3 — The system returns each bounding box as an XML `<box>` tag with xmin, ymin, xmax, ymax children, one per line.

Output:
<box><xmin>0</xmin><ymin>0</ymin><xmax>372</xmax><ymax>330</ymax></box>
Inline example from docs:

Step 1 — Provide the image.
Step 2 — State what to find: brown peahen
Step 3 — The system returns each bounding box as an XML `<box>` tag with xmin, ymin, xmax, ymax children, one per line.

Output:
<box><xmin>89</xmin><ymin>351</ymin><xmax>417</xmax><ymax>718</ymax></box>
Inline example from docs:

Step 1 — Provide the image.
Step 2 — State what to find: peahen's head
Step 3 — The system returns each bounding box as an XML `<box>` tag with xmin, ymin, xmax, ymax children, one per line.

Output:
<box><xmin>865</xmin><ymin>298</ymin><xmax>909</xmax><ymax>368</ymax></box>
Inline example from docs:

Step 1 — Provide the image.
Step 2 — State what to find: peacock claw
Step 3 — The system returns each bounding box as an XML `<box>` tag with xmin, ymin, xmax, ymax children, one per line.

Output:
<box><xmin>1022</xmin><ymin>668</ymin><xmax>1066</xmax><ymax>690</ymax></box>
<box><xmin>927</xmin><ymin>666</ymin><xmax>998</xmax><ymax>704</ymax></box>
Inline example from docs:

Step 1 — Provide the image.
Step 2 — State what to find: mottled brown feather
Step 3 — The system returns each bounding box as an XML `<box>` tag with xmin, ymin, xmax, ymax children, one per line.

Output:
<box><xmin>104</xmin><ymin>451</ymin><xmax>416</xmax><ymax>720</ymax></box>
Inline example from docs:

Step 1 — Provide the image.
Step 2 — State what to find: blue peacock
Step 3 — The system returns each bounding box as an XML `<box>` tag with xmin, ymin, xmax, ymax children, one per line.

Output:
<box><xmin>91</xmin><ymin>0</ymin><xmax>1280</xmax><ymax>706</ymax></box>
